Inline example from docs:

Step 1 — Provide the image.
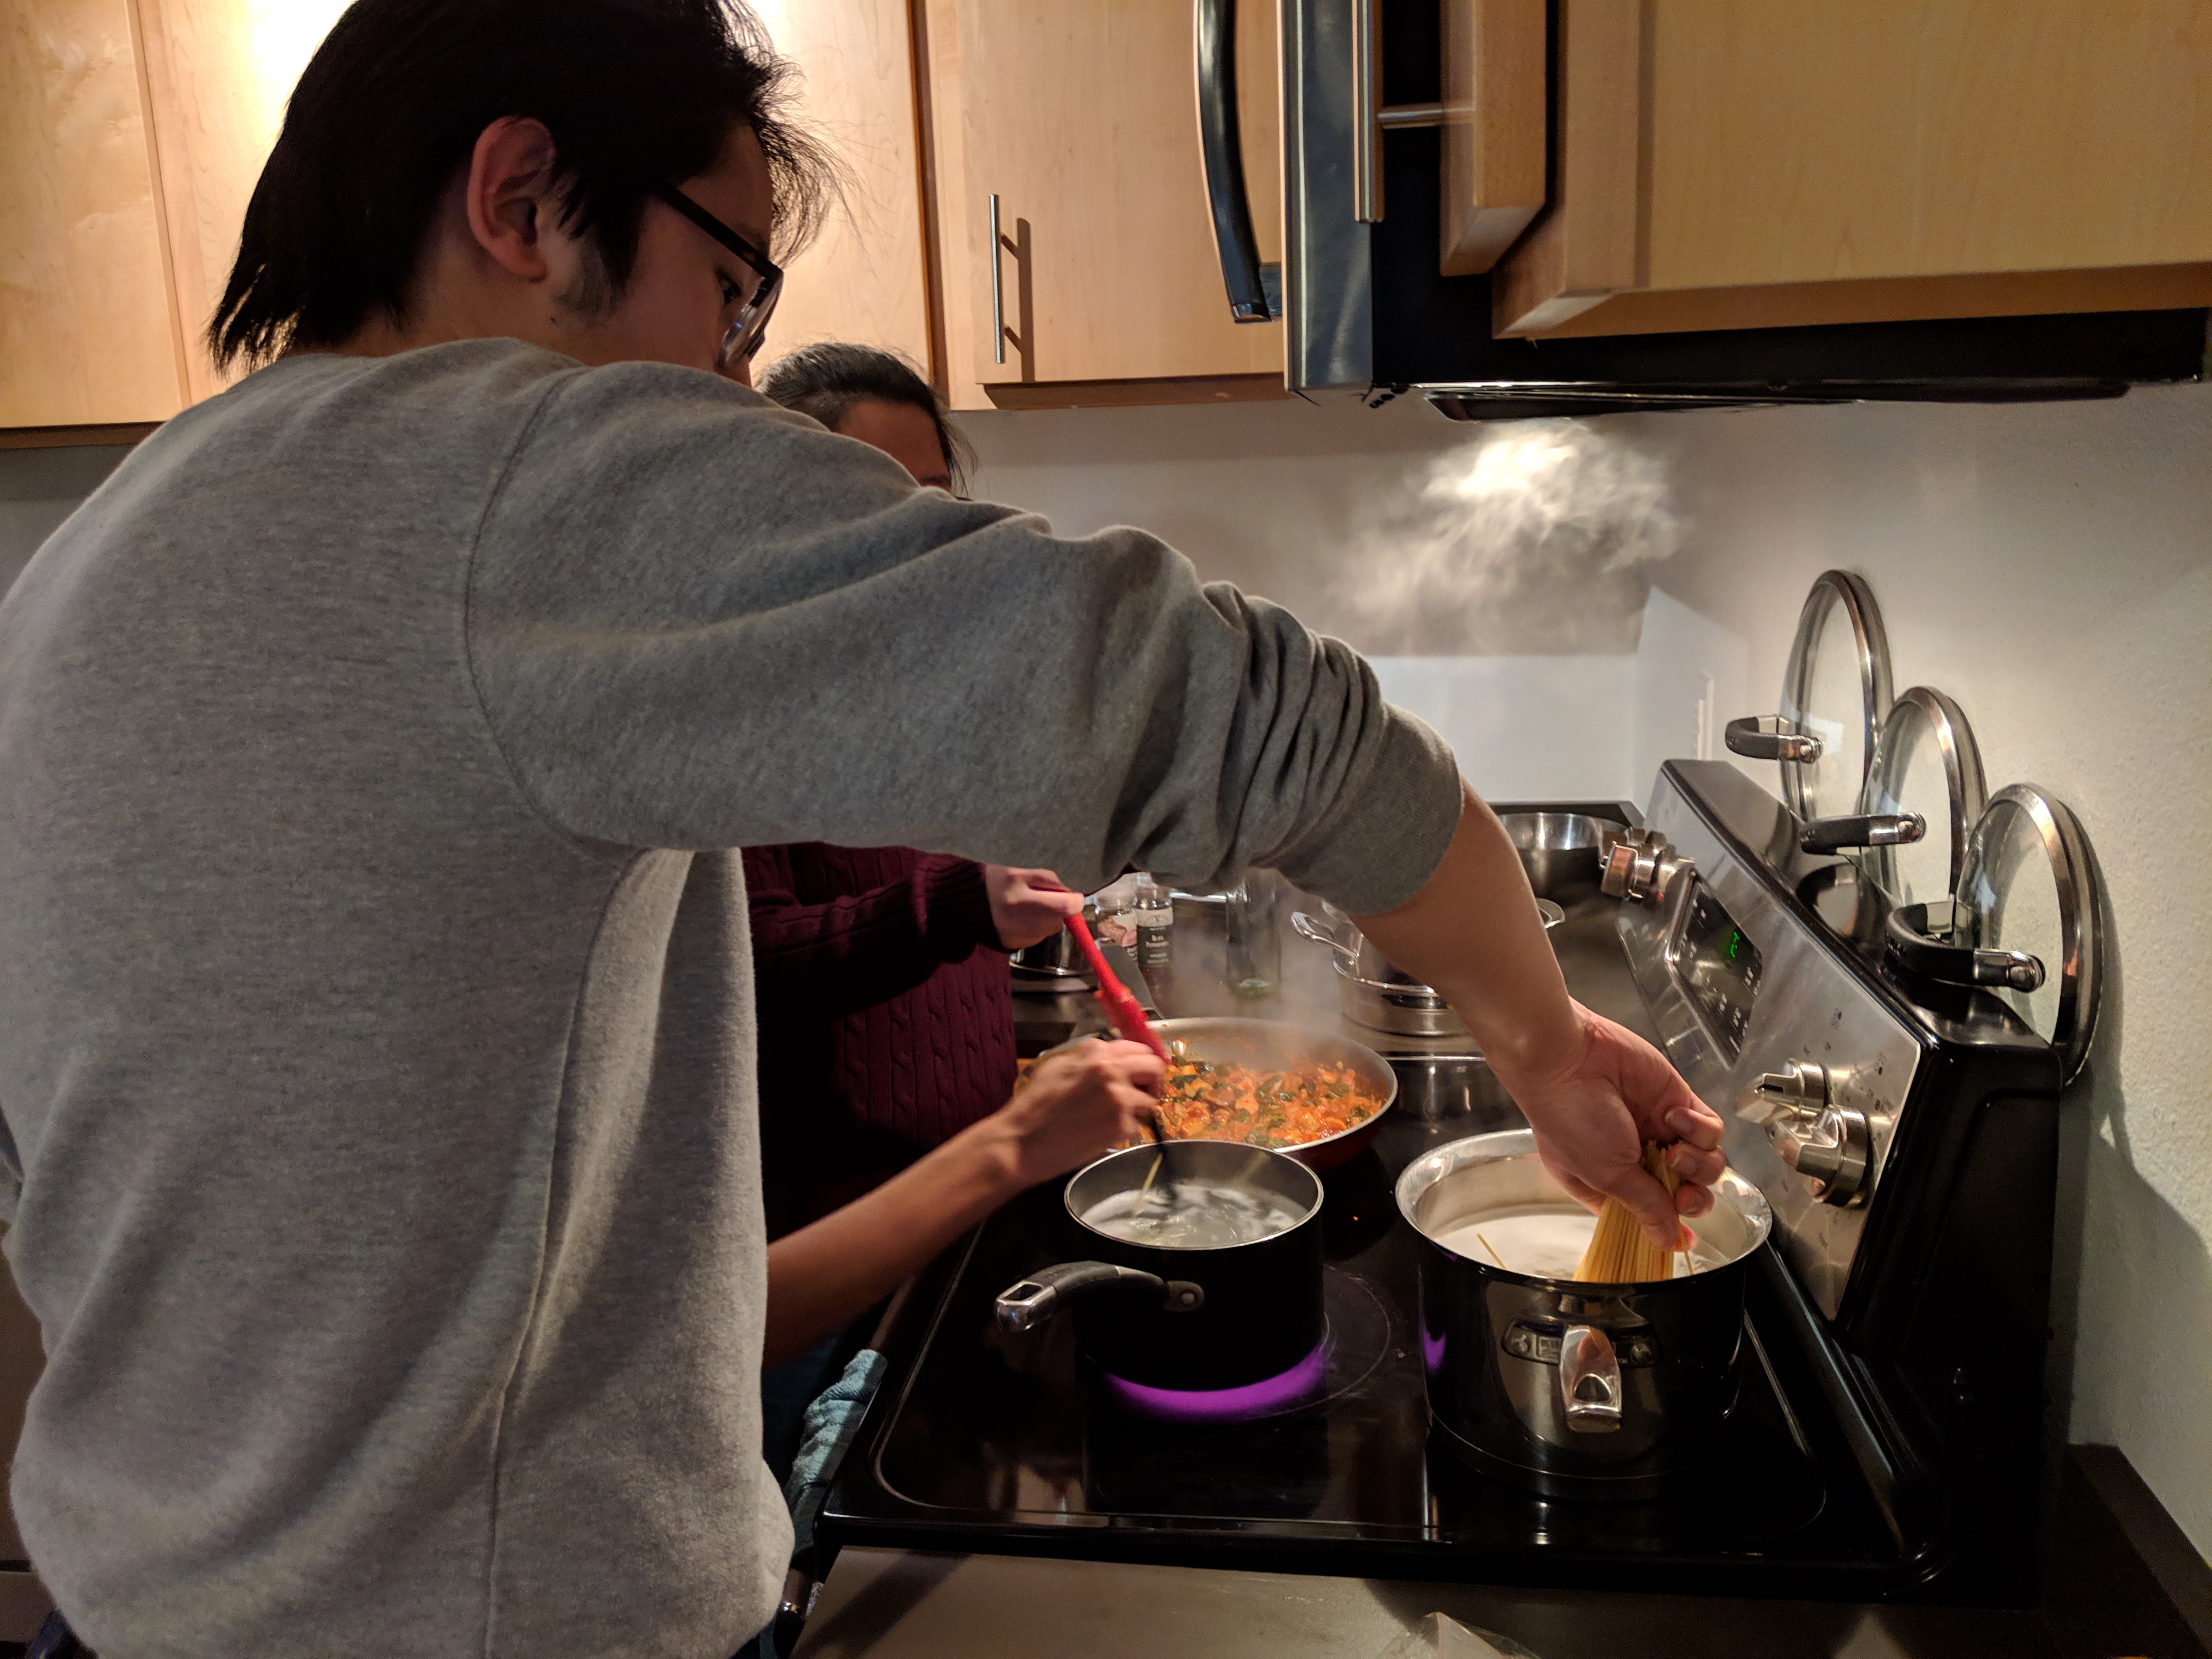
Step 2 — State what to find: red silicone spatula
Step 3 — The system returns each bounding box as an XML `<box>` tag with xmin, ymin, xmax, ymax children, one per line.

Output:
<box><xmin>1065</xmin><ymin>914</ymin><xmax>1171</xmax><ymax>1063</ymax></box>
<box><xmin>1065</xmin><ymin>913</ymin><xmax>1175</xmax><ymax>1169</ymax></box>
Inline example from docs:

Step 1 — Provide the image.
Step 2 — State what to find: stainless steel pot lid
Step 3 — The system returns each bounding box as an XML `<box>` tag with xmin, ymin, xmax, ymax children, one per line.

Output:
<box><xmin>1861</xmin><ymin>686</ymin><xmax>1988</xmax><ymax>903</ymax></box>
<box><xmin>1883</xmin><ymin>782</ymin><xmax>2103</xmax><ymax>1084</ymax></box>
<box><xmin>1728</xmin><ymin>570</ymin><xmax>1893</xmax><ymax>823</ymax></box>
<box><xmin>1956</xmin><ymin>785</ymin><xmax>2103</xmax><ymax>1082</ymax></box>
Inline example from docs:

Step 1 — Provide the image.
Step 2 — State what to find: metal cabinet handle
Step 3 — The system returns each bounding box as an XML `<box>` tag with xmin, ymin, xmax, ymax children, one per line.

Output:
<box><xmin>1797</xmin><ymin>812</ymin><xmax>1925</xmax><ymax>855</ymax></box>
<box><xmin>1558</xmin><ymin>1325</ymin><xmax>1622</xmax><ymax>1434</ymax></box>
<box><xmin>1884</xmin><ymin>900</ymin><xmax>2045</xmax><ymax>994</ymax></box>
<box><xmin>1195</xmin><ymin>0</ymin><xmax>1276</xmax><ymax>321</ymax></box>
<box><xmin>1725</xmin><ymin>715</ymin><xmax>1823</xmax><ymax>764</ymax></box>
<box><xmin>1351</xmin><ymin>0</ymin><xmax>1447</xmax><ymax>222</ymax></box>
<box><xmin>988</xmin><ymin>193</ymin><xmax>1006</xmax><ymax>365</ymax></box>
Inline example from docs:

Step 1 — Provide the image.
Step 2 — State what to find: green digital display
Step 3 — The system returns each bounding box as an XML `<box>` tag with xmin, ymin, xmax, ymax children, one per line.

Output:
<box><xmin>1679</xmin><ymin>889</ymin><xmax>1763</xmax><ymax>1060</ymax></box>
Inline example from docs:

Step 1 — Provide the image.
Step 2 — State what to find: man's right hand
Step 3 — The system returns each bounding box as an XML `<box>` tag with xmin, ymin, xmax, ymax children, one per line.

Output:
<box><xmin>977</xmin><ymin>1039</ymin><xmax>1164</xmax><ymax>1188</ymax></box>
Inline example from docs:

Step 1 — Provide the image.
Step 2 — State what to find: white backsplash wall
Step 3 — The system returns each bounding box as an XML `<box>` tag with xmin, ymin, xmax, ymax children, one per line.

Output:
<box><xmin>0</xmin><ymin>446</ymin><xmax>129</xmax><ymax>596</ymax></box>
<box><xmin>966</xmin><ymin>398</ymin><xmax>1647</xmax><ymax>801</ymax></box>
<box><xmin>1626</xmin><ymin>381</ymin><xmax>2212</xmax><ymax>1554</ymax></box>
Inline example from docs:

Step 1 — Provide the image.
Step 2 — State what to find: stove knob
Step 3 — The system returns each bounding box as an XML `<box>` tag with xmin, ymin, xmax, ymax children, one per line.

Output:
<box><xmin>1740</xmin><ymin>1060</ymin><xmax>1827</xmax><ymax>1125</ymax></box>
<box><xmin>1773</xmin><ymin>1102</ymin><xmax>1872</xmax><ymax>1205</ymax></box>
<box><xmin>1601</xmin><ymin>832</ymin><xmax>1693</xmax><ymax>905</ymax></box>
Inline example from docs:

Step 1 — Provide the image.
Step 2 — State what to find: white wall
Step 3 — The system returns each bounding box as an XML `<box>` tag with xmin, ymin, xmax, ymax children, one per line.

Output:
<box><xmin>967</xmin><ymin>398</ymin><xmax>1647</xmax><ymax>801</ymax></box>
<box><xmin>0</xmin><ymin>447</ymin><xmax>128</xmax><ymax>595</ymax></box>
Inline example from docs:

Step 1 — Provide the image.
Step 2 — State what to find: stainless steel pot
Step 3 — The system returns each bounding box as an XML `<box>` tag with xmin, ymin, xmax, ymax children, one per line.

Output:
<box><xmin>1395</xmin><ymin>1128</ymin><xmax>1774</xmax><ymax>1500</ymax></box>
<box><xmin>994</xmin><ymin>1141</ymin><xmax>1326</xmax><ymax>1391</ymax></box>
<box><xmin>1009</xmin><ymin>926</ymin><xmax>1091</xmax><ymax>987</ymax></box>
<box><xmin>1500</xmin><ymin>812</ymin><xmax>1616</xmax><ymax>899</ymax></box>
<box><xmin>1289</xmin><ymin>901</ymin><xmax>1564</xmax><ymax>1041</ymax></box>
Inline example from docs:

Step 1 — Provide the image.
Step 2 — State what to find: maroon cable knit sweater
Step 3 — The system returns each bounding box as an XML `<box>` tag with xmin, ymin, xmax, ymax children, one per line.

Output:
<box><xmin>741</xmin><ymin>843</ymin><xmax>1015</xmax><ymax>1239</ymax></box>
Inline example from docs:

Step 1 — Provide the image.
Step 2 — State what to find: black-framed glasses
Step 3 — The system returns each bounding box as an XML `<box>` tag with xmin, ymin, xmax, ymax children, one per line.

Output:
<box><xmin>653</xmin><ymin>183</ymin><xmax>783</xmax><ymax>369</ymax></box>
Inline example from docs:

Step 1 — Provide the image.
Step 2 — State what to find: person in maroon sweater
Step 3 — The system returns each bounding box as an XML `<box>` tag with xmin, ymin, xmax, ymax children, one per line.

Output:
<box><xmin>748</xmin><ymin>345</ymin><xmax>1090</xmax><ymax>1468</ymax></box>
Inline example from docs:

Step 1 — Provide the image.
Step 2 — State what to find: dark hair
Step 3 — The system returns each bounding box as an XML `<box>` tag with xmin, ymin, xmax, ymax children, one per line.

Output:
<box><xmin>210</xmin><ymin>0</ymin><xmax>838</xmax><ymax>369</ymax></box>
<box><xmin>755</xmin><ymin>342</ymin><xmax>974</xmax><ymax>492</ymax></box>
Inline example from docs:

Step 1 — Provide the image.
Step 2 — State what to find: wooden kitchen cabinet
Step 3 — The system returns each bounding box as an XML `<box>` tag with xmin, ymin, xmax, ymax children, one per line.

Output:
<box><xmin>749</xmin><ymin>0</ymin><xmax>935</xmax><ymax>377</ymax></box>
<box><xmin>933</xmin><ymin>0</ymin><xmax>1287</xmax><ymax>405</ymax></box>
<box><xmin>1494</xmin><ymin>0</ymin><xmax>2212</xmax><ymax>338</ymax></box>
<box><xmin>1</xmin><ymin>0</ymin><xmax>347</xmax><ymax>438</ymax></box>
<box><xmin>1</xmin><ymin>0</ymin><xmax>185</xmax><ymax>430</ymax></box>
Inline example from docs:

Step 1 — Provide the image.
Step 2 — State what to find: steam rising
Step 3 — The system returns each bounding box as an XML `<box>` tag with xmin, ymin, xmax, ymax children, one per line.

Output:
<box><xmin>1337</xmin><ymin>420</ymin><xmax>1682</xmax><ymax>655</ymax></box>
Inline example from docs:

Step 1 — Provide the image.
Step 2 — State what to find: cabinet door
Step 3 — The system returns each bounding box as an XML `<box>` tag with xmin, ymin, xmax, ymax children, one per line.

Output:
<box><xmin>751</xmin><ymin>0</ymin><xmax>933</xmax><ymax>376</ymax></box>
<box><xmin>951</xmin><ymin>0</ymin><xmax>1283</xmax><ymax>392</ymax></box>
<box><xmin>1496</xmin><ymin>0</ymin><xmax>2212</xmax><ymax>338</ymax></box>
<box><xmin>133</xmin><ymin>0</ymin><xmax>352</xmax><ymax>403</ymax></box>
<box><xmin>0</xmin><ymin>0</ymin><xmax>184</xmax><ymax>428</ymax></box>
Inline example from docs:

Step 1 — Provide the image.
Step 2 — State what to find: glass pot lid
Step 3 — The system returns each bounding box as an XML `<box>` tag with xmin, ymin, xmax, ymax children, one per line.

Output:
<box><xmin>1955</xmin><ymin>785</ymin><xmax>2102</xmax><ymax>1082</ymax></box>
<box><xmin>1862</xmin><ymin>687</ymin><xmax>1988</xmax><ymax>905</ymax></box>
<box><xmin>1779</xmin><ymin>570</ymin><xmax>1893</xmax><ymax>822</ymax></box>
<box><xmin>1725</xmin><ymin>571</ymin><xmax>1895</xmax><ymax>825</ymax></box>
<box><xmin>1887</xmin><ymin>783</ymin><xmax>2104</xmax><ymax>1085</ymax></box>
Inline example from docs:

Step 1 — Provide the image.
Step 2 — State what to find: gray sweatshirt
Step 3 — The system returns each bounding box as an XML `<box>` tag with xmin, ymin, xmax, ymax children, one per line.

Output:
<box><xmin>0</xmin><ymin>341</ymin><xmax>1459</xmax><ymax>1659</ymax></box>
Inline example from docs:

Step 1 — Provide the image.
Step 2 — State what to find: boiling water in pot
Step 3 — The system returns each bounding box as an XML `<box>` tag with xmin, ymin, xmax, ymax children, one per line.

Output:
<box><xmin>1430</xmin><ymin>1203</ymin><xmax>1728</xmax><ymax>1280</ymax></box>
<box><xmin>1082</xmin><ymin>1183</ymin><xmax>1307</xmax><ymax>1250</ymax></box>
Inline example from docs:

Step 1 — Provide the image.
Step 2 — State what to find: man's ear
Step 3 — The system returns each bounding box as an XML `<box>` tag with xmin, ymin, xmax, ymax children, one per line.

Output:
<box><xmin>462</xmin><ymin>117</ymin><xmax>563</xmax><ymax>284</ymax></box>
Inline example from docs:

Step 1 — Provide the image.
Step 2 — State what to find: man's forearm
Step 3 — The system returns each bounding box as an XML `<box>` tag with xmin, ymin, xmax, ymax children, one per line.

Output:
<box><xmin>1350</xmin><ymin>780</ymin><xmax>1584</xmax><ymax>1090</ymax></box>
<box><xmin>762</xmin><ymin>1123</ymin><xmax>1024</xmax><ymax>1367</ymax></box>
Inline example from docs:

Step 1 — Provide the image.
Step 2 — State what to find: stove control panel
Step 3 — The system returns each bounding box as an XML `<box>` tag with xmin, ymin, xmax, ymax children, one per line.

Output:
<box><xmin>1620</xmin><ymin>764</ymin><xmax>1923</xmax><ymax>1322</ymax></box>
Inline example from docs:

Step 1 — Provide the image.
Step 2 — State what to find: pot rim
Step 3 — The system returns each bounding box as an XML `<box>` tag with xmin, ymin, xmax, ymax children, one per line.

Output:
<box><xmin>1064</xmin><ymin>1141</ymin><xmax>1325</xmax><ymax>1251</ymax></box>
<box><xmin>1393</xmin><ymin>1127</ymin><xmax>1775</xmax><ymax>1289</ymax></box>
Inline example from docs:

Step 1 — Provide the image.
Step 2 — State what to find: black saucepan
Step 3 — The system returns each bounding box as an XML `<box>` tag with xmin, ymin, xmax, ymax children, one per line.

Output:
<box><xmin>995</xmin><ymin>1141</ymin><xmax>1325</xmax><ymax>1391</ymax></box>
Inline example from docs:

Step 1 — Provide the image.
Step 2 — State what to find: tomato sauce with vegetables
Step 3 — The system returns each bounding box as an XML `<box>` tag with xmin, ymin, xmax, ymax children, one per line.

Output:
<box><xmin>1153</xmin><ymin>1056</ymin><xmax>1388</xmax><ymax>1150</ymax></box>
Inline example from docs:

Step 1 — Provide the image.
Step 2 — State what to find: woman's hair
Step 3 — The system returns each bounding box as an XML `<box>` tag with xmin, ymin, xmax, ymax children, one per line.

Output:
<box><xmin>755</xmin><ymin>342</ymin><xmax>974</xmax><ymax>492</ymax></box>
<box><xmin>209</xmin><ymin>0</ymin><xmax>839</xmax><ymax>369</ymax></box>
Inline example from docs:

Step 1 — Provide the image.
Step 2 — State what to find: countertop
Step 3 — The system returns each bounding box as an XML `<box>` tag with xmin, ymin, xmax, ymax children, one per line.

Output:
<box><xmin>794</xmin><ymin>1447</ymin><xmax>2211</xmax><ymax>1659</ymax></box>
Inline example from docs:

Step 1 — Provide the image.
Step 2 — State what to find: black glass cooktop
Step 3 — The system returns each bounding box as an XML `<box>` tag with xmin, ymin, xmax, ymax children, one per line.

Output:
<box><xmin>825</xmin><ymin>1107</ymin><xmax>1914</xmax><ymax>1597</ymax></box>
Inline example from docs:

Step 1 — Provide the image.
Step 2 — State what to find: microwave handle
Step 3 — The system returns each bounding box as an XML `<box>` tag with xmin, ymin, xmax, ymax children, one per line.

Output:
<box><xmin>1194</xmin><ymin>0</ymin><xmax>1277</xmax><ymax>321</ymax></box>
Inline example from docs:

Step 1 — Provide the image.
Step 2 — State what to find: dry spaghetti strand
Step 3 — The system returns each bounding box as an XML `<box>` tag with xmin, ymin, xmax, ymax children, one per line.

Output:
<box><xmin>1574</xmin><ymin>1141</ymin><xmax>1683</xmax><ymax>1283</ymax></box>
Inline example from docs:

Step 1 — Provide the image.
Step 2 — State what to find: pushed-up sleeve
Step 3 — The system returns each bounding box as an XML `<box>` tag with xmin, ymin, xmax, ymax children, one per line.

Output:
<box><xmin>466</xmin><ymin>363</ymin><xmax>1460</xmax><ymax>915</ymax></box>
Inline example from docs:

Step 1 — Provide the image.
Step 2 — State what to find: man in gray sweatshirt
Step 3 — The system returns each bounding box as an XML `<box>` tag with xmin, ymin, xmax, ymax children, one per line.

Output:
<box><xmin>0</xmin><ymin>3</ymin><xmax>1724</xmax><ymax>1656</ymax></box>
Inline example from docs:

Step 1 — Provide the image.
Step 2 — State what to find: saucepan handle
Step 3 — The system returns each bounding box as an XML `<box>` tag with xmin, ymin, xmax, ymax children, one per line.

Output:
<box><xmin>994</xmin><ymin>1262</ymin><xmax>1205</xmax><ymax>1334</ymax></box>
<box><xmin>1558</xmin><ymin>1325</ymin><xmax>1622</xmax><ymax>1434</ymax></box>
<box><xmin>1290</xmin><ymin>910</ymin><xmax>1358</xmax><ymax>965</ymax></box>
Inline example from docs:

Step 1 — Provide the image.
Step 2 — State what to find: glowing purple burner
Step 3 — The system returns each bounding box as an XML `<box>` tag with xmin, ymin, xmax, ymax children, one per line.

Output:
<box><xmin>1103</xmin><ymin>1339</ymin><xmax>1331</xmax><ymax>1423</ymax></box>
